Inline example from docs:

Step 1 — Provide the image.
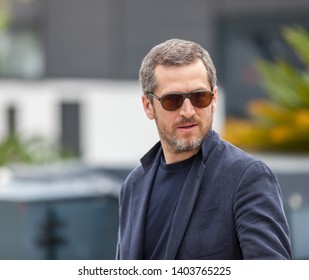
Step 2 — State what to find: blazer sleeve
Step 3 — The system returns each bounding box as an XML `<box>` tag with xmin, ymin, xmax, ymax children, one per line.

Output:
<box><xmin>233</xmin><ymin>161</ymin><xmax>292</xmax><ymax>259</ymax></box>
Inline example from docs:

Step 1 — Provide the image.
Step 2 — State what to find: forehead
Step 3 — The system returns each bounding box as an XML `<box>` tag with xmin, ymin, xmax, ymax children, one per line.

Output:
<box><xmin>154</xmin><ymin>59</ymin><xmax>210</xmax><ymax>93</ymax></box>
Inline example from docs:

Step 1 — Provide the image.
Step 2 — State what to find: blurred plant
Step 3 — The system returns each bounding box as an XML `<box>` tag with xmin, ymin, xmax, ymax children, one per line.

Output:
<box><xmin>1</xmin><ymin>0</ymin><xmax>38</xmax><ymax>31</ymax></box>
<box><xmin>0</xmin><ymin>0</ymin><xmax>10</xmax><ymax>31</ymax></box>
<box><xmin>0</xmin><ymin>134</ymin><xmax>77</xmax><ymax>166</ymax></box>
<box><xmin>223</xmin><ymin>26</ymin><xmax>309</xmax><ymax>153</ymax></box>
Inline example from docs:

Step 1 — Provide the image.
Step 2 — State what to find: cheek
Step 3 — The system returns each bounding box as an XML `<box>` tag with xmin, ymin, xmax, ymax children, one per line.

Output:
<box><xmin>198</xmin><ymin>109</ymin><xmax>214</xmax><ymax>129</ymax></box>
<box><xmin>198</xmin><ymin>108</ymin><xmax>211</xmax><ymax>119</ymax></box>
<box><xmin>155</xmin><ymin>111</ymin><xmax>176</xmax><ymax>128</ymax></box>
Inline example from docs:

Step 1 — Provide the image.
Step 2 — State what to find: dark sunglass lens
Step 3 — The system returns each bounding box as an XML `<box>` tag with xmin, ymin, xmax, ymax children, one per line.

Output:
<box><xmin>162</xmin><ymin>94</ymin><xmax>184</xmax><ymax>111</ymax></box>
<box><xmin>191</xmin><ymin>91</ymin><xmax>212</xmax><ymax>108</ymax></box>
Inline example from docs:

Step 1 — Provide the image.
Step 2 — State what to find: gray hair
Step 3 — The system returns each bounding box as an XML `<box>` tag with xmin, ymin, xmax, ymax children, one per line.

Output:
<box><xmin>139</xmin><ymin>39</ymin><xmax>217</xmax><ymax>94</ymax></box>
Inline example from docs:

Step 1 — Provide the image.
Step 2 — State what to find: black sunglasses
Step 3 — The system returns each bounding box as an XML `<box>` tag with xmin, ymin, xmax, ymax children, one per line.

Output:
<box><xmin>147</xmin><ymin>90</ymin><xmax>214</xmax><ymax>111</ymax></box>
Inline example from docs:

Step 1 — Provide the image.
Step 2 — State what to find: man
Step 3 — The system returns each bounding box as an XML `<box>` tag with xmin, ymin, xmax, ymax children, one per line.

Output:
<box><xmin>116</xmin><ymin>39</ymin><xmax>292</xmax><ymax>259</ymax></box>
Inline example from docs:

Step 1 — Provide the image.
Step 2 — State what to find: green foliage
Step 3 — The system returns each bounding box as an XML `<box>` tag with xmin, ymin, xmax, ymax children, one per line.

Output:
<box><xmin>283</xmin><ymin>26</ymin><xmax>309</xmax><ymax>67</ymax></box>
<box><xmin>0</xmin><ymin>134</ymin><xmax>76</xmax><ymax>166</ymax></box>
<box><xmin>224</xmin><ymin>26</ymin><xmax>309</xmax><ymax>152</ymax></box>
<box><xmin>255</xmin><ymin>60</ymin><xmax>309</xmax><ymax>109</ymax></box>
<box><xmin>0</xmin><ymin>0</ymin><xmax>10</xmax><ymax>31</ymax></box>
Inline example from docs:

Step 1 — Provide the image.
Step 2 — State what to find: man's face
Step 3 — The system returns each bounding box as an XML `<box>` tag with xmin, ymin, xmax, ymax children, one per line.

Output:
<box><xmin>142</xmin><ymin>59</ymin><xmax>217</xmax><ymax>157</ymax></box>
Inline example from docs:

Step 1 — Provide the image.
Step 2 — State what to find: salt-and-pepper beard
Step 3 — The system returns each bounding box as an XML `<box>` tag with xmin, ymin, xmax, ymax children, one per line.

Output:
<box><xmin>155</xmin><ymin>113</ymin><xmax>214</xmax><ymax>153</ymax></box>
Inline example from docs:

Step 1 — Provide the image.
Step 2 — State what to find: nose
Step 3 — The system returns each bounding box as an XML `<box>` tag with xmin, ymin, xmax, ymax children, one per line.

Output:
<box><xmin>179</xmin><ymin>98</ymin><xmax>196</xmax><ymax>118</ymax></box>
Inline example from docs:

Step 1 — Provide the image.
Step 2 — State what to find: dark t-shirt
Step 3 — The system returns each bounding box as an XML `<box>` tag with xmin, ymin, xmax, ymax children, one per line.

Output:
<box><xmin>143</xmin><ymin>153</ymin><xmax>196</xmax><ymax>259</ymax></box>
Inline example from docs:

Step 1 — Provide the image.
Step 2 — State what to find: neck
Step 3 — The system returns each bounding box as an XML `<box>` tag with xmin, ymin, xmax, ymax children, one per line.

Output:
<box><xmin>162</xmin><ymin>146</ymin><xmax>200</xmax><ymax>164</ymax></box>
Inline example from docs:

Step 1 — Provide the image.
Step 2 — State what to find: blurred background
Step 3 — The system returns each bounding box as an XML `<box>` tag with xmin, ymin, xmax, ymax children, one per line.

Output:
<box><xmin>0</xmin><ymin>0</ymin><xmax>308</xmax><ymax>259</ymax></box>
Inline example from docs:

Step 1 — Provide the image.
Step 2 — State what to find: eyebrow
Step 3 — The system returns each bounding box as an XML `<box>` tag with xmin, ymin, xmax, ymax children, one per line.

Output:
<box><xmin>163</xmin><ymin>88</ymin><xmax>211</xmax><ymax>95</ymax></box>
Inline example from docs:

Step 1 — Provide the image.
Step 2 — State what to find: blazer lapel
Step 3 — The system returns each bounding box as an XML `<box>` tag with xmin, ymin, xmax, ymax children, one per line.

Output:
<box><xmin>164</xmin><ymin>154</ymin><xmax>206</xmax><ymax>259</ymax></box>
<box><xmin>129</xmin><ymin>150</ymin><xmax>161</xmax><ymax>259</ymax></box>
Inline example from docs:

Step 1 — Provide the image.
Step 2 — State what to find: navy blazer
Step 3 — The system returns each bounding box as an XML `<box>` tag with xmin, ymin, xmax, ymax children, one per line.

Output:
<box><xmin>116</xmin><ymin>131</ymin><xmax>292</xmax><ymax>259</ymax></box>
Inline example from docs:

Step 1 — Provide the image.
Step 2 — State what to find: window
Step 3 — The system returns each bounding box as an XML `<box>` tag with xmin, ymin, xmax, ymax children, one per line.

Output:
<box><xmin>0</xmin><ymin>0</ymin><xmax>44</xmax><ymax>79</ymax></box>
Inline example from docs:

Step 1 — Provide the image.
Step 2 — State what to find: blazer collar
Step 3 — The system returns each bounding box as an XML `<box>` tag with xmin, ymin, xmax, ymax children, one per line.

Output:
<box><xmin>140</xmin><ymin>141</ymin><xmax>162</xmax><ymax>172</ymax></box>
<box><xmin>141</xmin><ymin>130</ymin><xmax>217</xmax><ymax>169</ymax></box>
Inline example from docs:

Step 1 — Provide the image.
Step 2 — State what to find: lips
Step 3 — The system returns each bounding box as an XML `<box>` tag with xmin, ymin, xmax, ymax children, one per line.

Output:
<box><xmin>177</xmin><ymin>123</ymin><xmax>198</xmax><ymax>131</ymax></box>
<box><xmin>176</xmin><ymin>118</ymin><xmax>200</xmax><ymax>131</ymax></box>
<box><xmin>178</xmin><ymin>124</ymin><xmax>196</xmax><ymax>129</ymax></box>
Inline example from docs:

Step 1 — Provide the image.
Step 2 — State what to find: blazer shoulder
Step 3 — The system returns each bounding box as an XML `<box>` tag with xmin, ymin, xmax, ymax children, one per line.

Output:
<box><xmin>214</xmin><ymin>137</ymin><xmax>258</xmax><ymax>167</ymax></box>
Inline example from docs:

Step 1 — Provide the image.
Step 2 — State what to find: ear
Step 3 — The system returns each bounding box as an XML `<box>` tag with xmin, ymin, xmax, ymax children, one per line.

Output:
<box><xmin>211</xmin><ymin>86</ymin><xmax>218</xmax><ymax>113</ymax></box>
<box><xmin>142</xmin><ymin>94</ymin><xmax>155</xmax><ymax>120</ymax></box>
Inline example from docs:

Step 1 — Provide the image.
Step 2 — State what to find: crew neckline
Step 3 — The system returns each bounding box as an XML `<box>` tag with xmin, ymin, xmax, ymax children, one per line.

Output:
<box><xmin>160</xmin><ymin>151</ymin><xmax>198</xmax><ymax>171</ymax></box>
